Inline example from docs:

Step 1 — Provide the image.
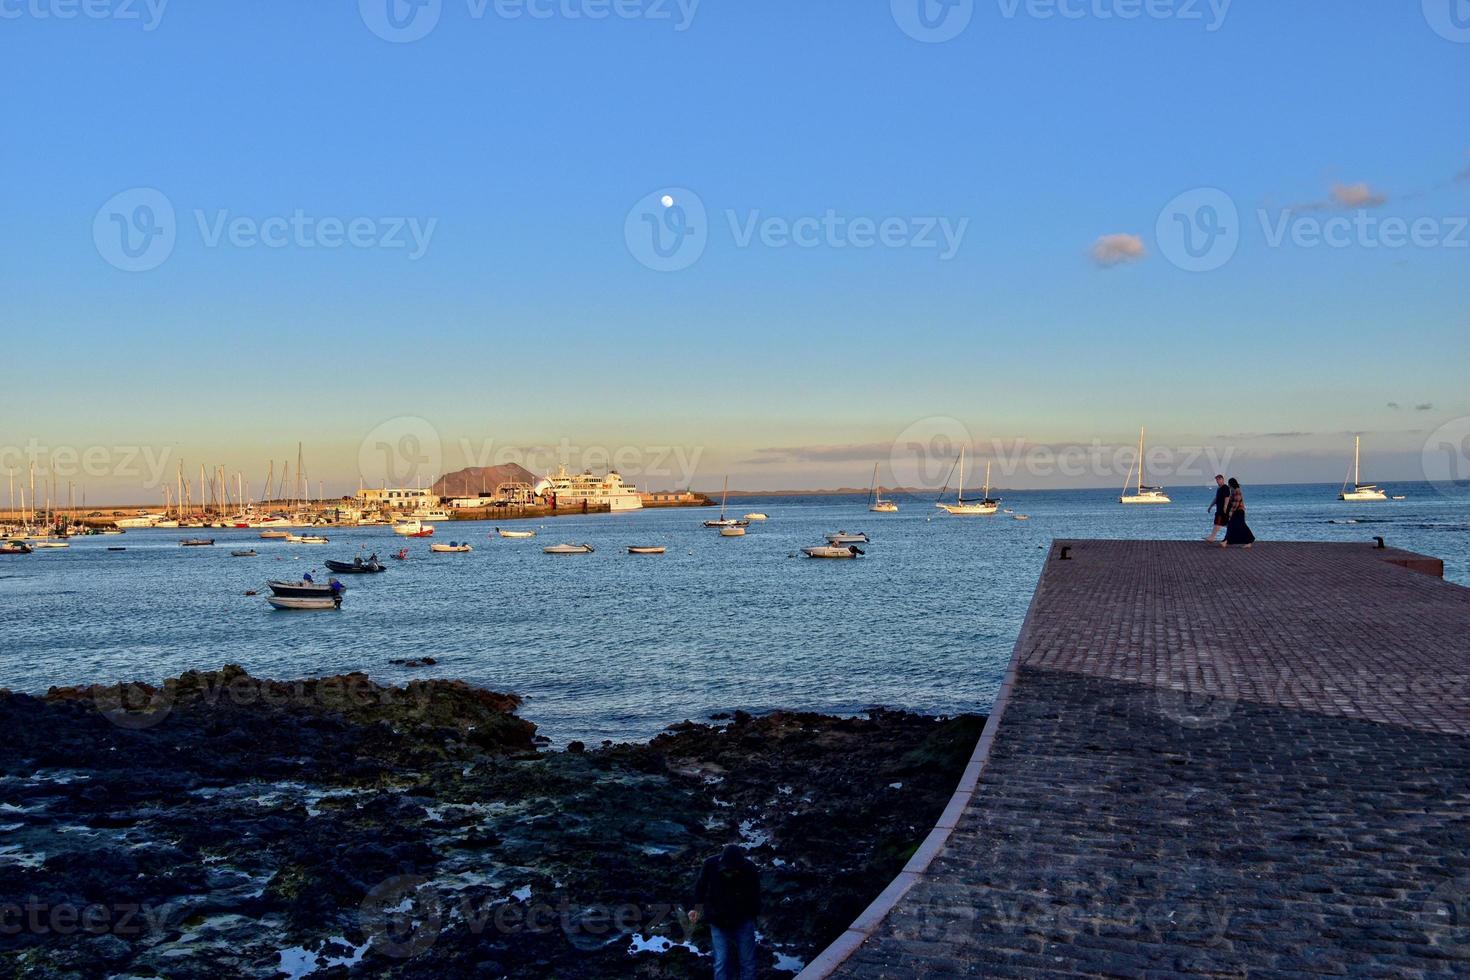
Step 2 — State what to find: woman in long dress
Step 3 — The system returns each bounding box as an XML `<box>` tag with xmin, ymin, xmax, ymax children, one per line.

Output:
<box><xmin>1221</xmin><ymin>478</ymin><xmax>1255</xmax><ymax>548</ymax></box>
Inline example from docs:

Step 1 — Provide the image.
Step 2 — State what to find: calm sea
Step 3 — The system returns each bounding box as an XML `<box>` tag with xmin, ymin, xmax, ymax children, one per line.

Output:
<box><xmin>2</xmin><ymin>482</ymin><xmax>1466</xmax><ymax>743</ymax></box>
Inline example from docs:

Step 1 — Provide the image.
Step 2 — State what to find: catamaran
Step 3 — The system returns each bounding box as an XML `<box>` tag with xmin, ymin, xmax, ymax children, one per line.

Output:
<box><xmin>935</xmin><ymin>449</ymin><xmax>1000</xmax><ymax>515</ymax></box>
<box><xmin>1120</xmin><ymin>427</ymin><xmax>1171</xmax><ymax>504</ymax></box>
<box><xmin>1339</xmin><ymin>436</ymin><xmax>1388</xmax><ymax>501</ymax></box>
<box><xmin>868</xmin><ymin>463</ymin><xmax>898</xmax><ymax>513</ymax></box>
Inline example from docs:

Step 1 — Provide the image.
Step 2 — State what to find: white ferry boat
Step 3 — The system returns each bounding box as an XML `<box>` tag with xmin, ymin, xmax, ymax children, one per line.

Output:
<box><xmin>536</xmin><ymin>467</ymin><xmax>644</xmax><ymax>512</ymax></box>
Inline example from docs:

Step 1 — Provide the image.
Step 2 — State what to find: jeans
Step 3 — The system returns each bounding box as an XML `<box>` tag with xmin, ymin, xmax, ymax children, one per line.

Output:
<box><xmin>710</xmin><ymin>919</ymin><xmax>757</xmax><ymax>980</ymax></box>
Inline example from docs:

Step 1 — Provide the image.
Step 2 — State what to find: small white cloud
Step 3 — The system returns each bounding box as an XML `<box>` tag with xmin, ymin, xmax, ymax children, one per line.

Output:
<box><xmin>1090</xmin><ymin>233</ymin><xmax>1147</xmax><ymax>268</ymax></box>
<box><xmin>1329</xmin><ymin>182</ymin><xmax>1387</xmax><ymax>209</ymax></box>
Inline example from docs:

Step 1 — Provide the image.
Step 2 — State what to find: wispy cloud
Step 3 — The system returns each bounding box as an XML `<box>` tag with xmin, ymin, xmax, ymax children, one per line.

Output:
<box><xmin>1292</xmin><ymin>180</ymin><xmax>1388</xmax><ymax>211</ymax></box>
<box><xmin>742</xmin><ymin>442</ymin><xmax>894</xmax><ymax>466</ymax></box>
<box><xmin>1387</xmin><ymin>402</ymin><xmax>1400</xmax><ymax>410</ymax></box>
<box><xmin>1415</xmin><ymin>402</ymin><xmax>1435</xmax><ymax>411</ymax></box>
<box><xmin>1090</xmin><ymin>233</ymin><xmax>1147</xmax><ymax>267</ymax></box>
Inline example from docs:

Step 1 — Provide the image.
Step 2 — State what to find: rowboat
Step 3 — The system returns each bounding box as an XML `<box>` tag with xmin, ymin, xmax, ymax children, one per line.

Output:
<box><xmin>719</xmin><ymin>526</ymin><xmax>746</xmax><ymax>537</ymax></box>
<box><xmin>180</xmin><ymin>539</ymin><xmax>215</xmax><ymax>547</ymax></box>
<box><xmin>29</xmin><ymin>540</ymin><xmax>69</xmax><ymax>549</ymax></box>
<box><xmin>543</xmin><ymin>543</ymin><xmax>595</xmax><ymax>555</ymax></box>
<box><xmin>430</xmin><ymin>542</ymin><xmax>473</xmax><ymax>553</ymax></box>
<box><xmin>496</xmin><ymin>528</ymin><xmax>536</xmax><ymax>539</ymax></box>
<box><xmin>231</xmin><ymin>549</ymin><xmax>259</xmax><ymax>558</ymax></box>
<box><xmin>803</xmin><ymin>544</ymin><xmax>864</xmax><ymax>559</ymax></box>
<box><xmin>826</xmin><ymin>531</ymin><xmax>868</xmax><ymax>545</ymax></box>
<box><xmin>743</xmin><ymin>513</ymin><xmax>768</xmax><ymax>521</ymax></box>
<box><xmin>267</xmin><ymin>595</ymin><xmax>341</xmax><ymax>611</ymax></box>
<box><xmin>627</xmin><ymin>546</ymin><xmax>666</xmax><ymax>555</ymax></box>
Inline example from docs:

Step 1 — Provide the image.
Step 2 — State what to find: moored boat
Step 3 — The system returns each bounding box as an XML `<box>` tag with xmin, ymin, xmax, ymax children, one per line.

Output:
<box><xmin>627</xmin><ymin>545</ymin><xmax>666</xmax><ymax>555</ymax></box>
<box><xmin>803</xmin><ymin>544</ymin><xmax>864</xmax><ymax>559</ymax></box>
<box><xmin>543</xmin><ymin>543</ymin><xmax>595</xmax><ymax>554</ymax></box>
<box><xmin>267</xmin><ymin>595</ymin><xmax>342</xmax><ymax>611</ymax></box>
<box><xmin>259</xmin><ymin>529</ymin><xmax>291</xmax><ymax>539</ymax></box>
<box><xmin>936</xmin><ymin>449</ymin><xmax>1001</xmax><ymax>515</ymax></box>
<box><xmin>231</xmin><ymin>549</ymin><xmax>259</xmax><ymax>557</ymax></box>
<box><xmin>430</xmin><ymin>541</ymin><xmax>473</xmax><ymax>553</ymax></box>
<box><xmin>393</xmin><ymin>521</ymin><xmax>434</xmax><ymax>538</ymax></box>
<box><xmin>180</xmin><ymin>538</ymin><xmax>215</xmax><ymax>547</ymax></box>
<box><xmin>867</xmin><ymin>463</ymin><xmax>899</xmax><ymax>513</ymax></box>
<box><xmin>267</xmin><ymin>578</ymin><xmax>345</xmax><ymax>599</ymax></box>
<box><xmin>826</xmin><ymin>531</ymin><xmax>868</xmax><ymax>544</ymax></box>
<box><xmin>743</xmin><ymin>513</ymin><xmax>768</xmax><ymax>521</ymax></box>
<box><xmin>0</xmin><ymin>542</ymin><xmax>33</xmax><ymax>555</ymax></box>
<box><xmin>703</xmin><ymin>477</ymin><xmax>750</xmax><ymax>527</ymax></box>
<box><xmin>324</xmin><ymin>555</ymin><xmax>386</xmax><ymax>573</ymax></box>
<box><xmin>1120</xmin><ymin>427</ymin><xmax>1172</xmax><ymax>505</ymax></box>
<box><xmin>496</xmin><ymin>527</ymin><xmax>536</xmax><ymax>539</ymax></box>
<box><xmin>1339</xmin><ymin>437</ymin><xmax>1389</xmax><ymax>501</ymax></box>
<box><xmin>719</xmin><ymin>526</ymin><xmax>746</xmax><ymax>537</ymax></box>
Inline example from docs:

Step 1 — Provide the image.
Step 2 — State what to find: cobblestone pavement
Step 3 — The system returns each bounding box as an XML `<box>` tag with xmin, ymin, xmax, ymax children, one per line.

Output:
<box><xmin>820</xmin><ymin>541</ymin><xmax>1470</xmax><ymax>978</ymax></box>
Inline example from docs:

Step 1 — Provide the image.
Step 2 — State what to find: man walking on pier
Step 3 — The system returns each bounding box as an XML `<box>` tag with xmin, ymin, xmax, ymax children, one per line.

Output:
<box><xmin>689</xmin><ymin>844</ymin><xmax>761</xmax><ymax>980</ymax></box>
<box><xmin>1206</xmin><ymin>474</ymin><xmax>1229</xmax><ymax>542</ymax></box>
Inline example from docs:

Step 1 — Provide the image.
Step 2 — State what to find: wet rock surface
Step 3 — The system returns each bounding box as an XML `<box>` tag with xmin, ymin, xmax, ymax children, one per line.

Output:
<box><xmin>0</xmin><ymin>666</ymin><xmax>982</xmax><ymax>979</ymax></box>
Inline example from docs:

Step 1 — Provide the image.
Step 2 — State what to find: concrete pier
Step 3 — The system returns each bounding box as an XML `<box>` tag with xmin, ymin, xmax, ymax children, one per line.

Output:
<box><xmin>802</xmin><ymin>540</ymin><xmax>1470</xmax><ymax>977</ymax></box>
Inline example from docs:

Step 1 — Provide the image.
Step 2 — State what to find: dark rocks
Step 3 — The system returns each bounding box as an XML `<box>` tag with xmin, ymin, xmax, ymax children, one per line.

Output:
<box><xmin>0</xmin><ymin>668</ymin><xmax>983</xmax><ymax>979</ymax></box>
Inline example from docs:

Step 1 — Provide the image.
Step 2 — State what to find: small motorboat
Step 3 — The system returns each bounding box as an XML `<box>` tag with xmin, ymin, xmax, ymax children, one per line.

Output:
<box><xmin>100</xmin><ymin>529</ymin><xmax>125</xmax><ymax>536</ymax></box>
<box><xmin>430</xmin><ymin>541</ymin><xmax>473</xmax><ymax>553</ymax></box>
<box><xmin>543</xmin><ymin>543</ymin><xmax>595</xmax><ymax>555</ymax></box>
<box><xmin>0</xmin><ymin>543</ymin><xmax>33</xmax><ymax>555</ymax></box>
<box><xmin>29</xmin><ymin>540</ymin><xmax>70</xmax><ymax>549</ymax></box>
<box><xmin>324</xmin><ymin>554</ymin><xmax>386</xmax><ymax>573</ymax></box>
<box><xmin>496</xmin><ymin>527</ymin><xmax>536</xmax><ymax>539</ymax></box>
<box><xmin>288</xmin><ymin>534</ymin><xmax>329</xmax><ymax>545</ymax></box>
<box><xmin>703</xmin><ymin>519</ymin><xmax>751</xmax><ymax>528</ymax></box>
<box><xmin>1014</xmin><ymin>514</ymin><xmax>1030</xmax><ymax>521</ymax></box>
<box><xmin>180</xmin><ymin>538</ymin><xmax>215</xmax><ymax>547</ymax></box>
<box><xmin>231</xmin><ymin>549</ymin><xmax>259</xmax><ymax>558</ymax></box>
<box><xmin>719</xmin><ymin>526</ymin><xmax>746</xmax><ymax>537</ymax></box>
<box><xmin>267</xmin><ymin>595</ymin><xmax>342</xmax><ymax>611</ymax></box>
<box><xmin>259</xmin><ymin>530</ymin><xmax>291</xmax><ymax>539</ymax></box>
<box><xmin>803</xmin><ymin>544</ymin><xmax>864</xmax><ymax>559</ymax></box>
<box><xmin>743</xmin><ymin>513</ymin><xmax>768</xmax><ymax>521</ymax></box>
<box><xmin>826</xmin><ymin>531</ymin><xmax>868</xmax><ymax>545</ymax></box>
<box><xmin>627</xmin><ymin>546</ymin><xmax>666</xmax><ymax>555</ymax></box>
<box><xmin>267</xmin><ymin>578</ymin><xmax>346</xmax><ymax>599</ymax></box>
<box><xmin>1391</xmin><ymin>495</ymin><xmax>1407</xmax><ymax>501</ymax></box>
<box><xmin>393</xmin><ymin>521</ymin><xmax>434</xmax><ymax>537</ymax></box>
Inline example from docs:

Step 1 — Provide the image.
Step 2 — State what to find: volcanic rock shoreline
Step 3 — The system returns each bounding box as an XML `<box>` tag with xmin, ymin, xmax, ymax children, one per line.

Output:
<box><xmin>0</xmin><ymin>667</ymin><xmax>983</xmax><ymax>979</ymax></box>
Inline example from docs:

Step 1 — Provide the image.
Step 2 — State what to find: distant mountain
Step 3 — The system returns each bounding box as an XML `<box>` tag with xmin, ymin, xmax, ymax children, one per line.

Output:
<box><xmin>433</xmin><ymin>464</ymin><xmax>538</xmax><ymax>498</ymax></box>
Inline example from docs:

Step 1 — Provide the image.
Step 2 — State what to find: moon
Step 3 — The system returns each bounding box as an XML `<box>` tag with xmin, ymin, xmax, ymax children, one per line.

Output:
<box><xmin>660</xmin><ymin>194</ymin><xmax>675</xmax><ymax>208</ymax></box>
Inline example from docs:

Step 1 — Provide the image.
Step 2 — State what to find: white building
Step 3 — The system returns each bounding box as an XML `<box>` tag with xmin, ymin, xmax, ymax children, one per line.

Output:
<box><xmin>356</xmin><ymin>488</ymin><xmax>441</xmax><ymax>511</ymax></box>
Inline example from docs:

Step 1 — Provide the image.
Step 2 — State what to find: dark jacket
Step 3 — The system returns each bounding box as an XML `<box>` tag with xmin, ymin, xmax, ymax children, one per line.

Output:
<box><xmin>1211</xmin><ymin>483</ymin><xmax>1230</xmax><ymax>514</ymax></box>
<box><xmin>693</xmin><ymin>850</ymin><xmax>761</xmax><ymax>929</ymax></box>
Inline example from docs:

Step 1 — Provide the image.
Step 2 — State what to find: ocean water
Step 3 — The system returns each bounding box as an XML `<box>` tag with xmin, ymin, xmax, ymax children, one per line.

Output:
<box><xmin>2</xmin><ymin>482</ymin><xmax>1466</xmax><ymax>743</ymax></box>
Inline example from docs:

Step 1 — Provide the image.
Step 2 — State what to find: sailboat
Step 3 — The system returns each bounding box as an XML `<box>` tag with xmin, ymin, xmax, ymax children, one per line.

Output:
<box><xmin>935</xmin><ymin>449</ymin><xmax>1000</xmax><ymax>515</ymax></box>
<box><xmin>868</xmin><ymin>463</ymin><xmax>898</xmax><ymax>513</ymax></box>
<box><xmin>703</xmin><ymin>477</ymin><xmax>750</xmax><ymax>528</ymax></box>
<box><xmin>1339</xmin><ymin>436</ymin><xmax>1388</xmax><ymax>501</ymax></box>
<box><xmin>1119</xmin><ymin>427</ymin><xmax>1171</xmax><ymax>504</ymax></box>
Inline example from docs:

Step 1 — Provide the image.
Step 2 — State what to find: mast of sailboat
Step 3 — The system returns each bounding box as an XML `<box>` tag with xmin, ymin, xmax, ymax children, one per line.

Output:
<box><xmin>1137</xmin><ymin>427</ymin><xmax>1147</xmax><ymax>493</ymax></box>
<box><xmin>1354</xmin><ymin>436</ymin><xmax>1361</xmax><ymax>488</ymax></box>
<box><xmin>983</xmin><ymin>461</ymin><xmax>992</xmax><ymax>500</ymax></box>
<box><xmin>869</xmin><ymin>462</ymin><xmax>878</xmax><ymax>507</ymax></box>
<box><xmin>958</xmin><ymin>448</ymin><xmax>966</xmax><ymax>505</ymax></box>
<box><xmin>720</xmin><ymin>475</ymin><xmax>729</xmax><ymax>521</ymax></box>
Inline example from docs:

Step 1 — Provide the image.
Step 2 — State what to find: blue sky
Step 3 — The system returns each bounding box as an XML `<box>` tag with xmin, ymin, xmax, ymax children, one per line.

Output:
<box><xmin>1</xmin><ymin>1</ymin><xmax>1467</xmax><ymax>499</ymax></box>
